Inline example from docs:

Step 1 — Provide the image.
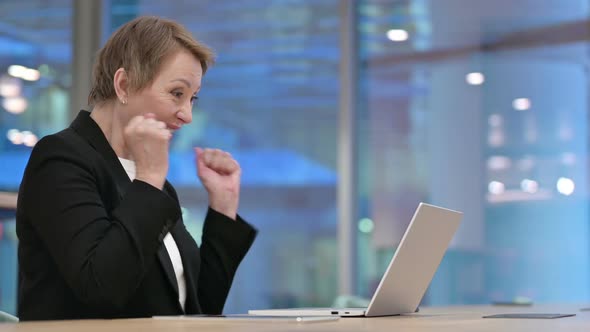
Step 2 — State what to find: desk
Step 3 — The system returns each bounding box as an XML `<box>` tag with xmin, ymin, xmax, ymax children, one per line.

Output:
<box><xmin>1</xmin><ymin>304</ymin><xmax>589</xmax><ymax>332</ymax></box>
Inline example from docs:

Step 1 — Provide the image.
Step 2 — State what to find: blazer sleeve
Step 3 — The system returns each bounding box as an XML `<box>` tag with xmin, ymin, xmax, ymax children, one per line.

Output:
<box><xmin>21</xmin><ymin>135</ymin><xmax>181</xmax><ymax>310</ymax></box>
<box><xmin>197</xmin><ymin>208</ymin><xmax>257</xmax><ymax>314</ymax></box>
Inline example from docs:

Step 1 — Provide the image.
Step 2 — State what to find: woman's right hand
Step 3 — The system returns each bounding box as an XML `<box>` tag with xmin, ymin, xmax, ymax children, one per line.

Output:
<box><xmin>124</xmin><ymin>113</ymin><xmax>171</xmax><ymax>190</ymax></box>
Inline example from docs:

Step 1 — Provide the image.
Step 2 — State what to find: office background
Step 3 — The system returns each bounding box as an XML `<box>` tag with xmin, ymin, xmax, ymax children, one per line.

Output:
<box><xmin>0</xmin><ymin>0</ymin><xmax>589</xmax><ymax>315</ymax></box>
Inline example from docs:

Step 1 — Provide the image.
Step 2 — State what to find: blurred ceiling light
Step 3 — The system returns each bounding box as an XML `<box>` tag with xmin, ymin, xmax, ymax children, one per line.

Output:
<box><xmin>8</xmin><ymin>65</ymin><xmax>27</xmax><ymax>77</ymax></box>
<box><xmin>22</xmin><ymin>131</ymin><xmax>38</xmax><ymax>147</ymax></box>
<box><xmin>387</xmin><ymin>29</ymin><xmax>409</xmax><ymax>42</ymax></box>
<box><xmin>0</xmin><ymin>77</ymin><xmax>21</xmax><ymax>97</ymax></box>
<box><xmin>487</xmin><ymin>130</ymin><xmax>504</xmax><ymax>147</ymax></box>
<box><xmin>512</xmin><ymin>98</ymin><xmax>531</xmax><ymax>111</ymax></box>
<box><xmin>488</xmin><ymin>181</ymin><xmax>505</xmax><ymax>195</ymax></box>
<box><xmin>556</xmin><ymin>177</ymin><xmax>575</xmax><ymax>196</ymax></box>
<box><xmin>561</xmin><ymin>152</ymin><xmax>576</xmax><ymax>166</ymax></box>
<box><xmin>0</xmin><ymin>83</ymin><xmax>20</xmax><ymax>97</ymax></box>
<box><xmin>358</xmin><ymin>218</ymin><xmax>374</xmax><ymax>233</ymax></box>
<box><xmin>6</xmin><ymin>129</ymin><xmax>19</xmax><ymax>141</ymax></box>
<box><xmin>487</xmin><ymin>156</ymin><xmax>511</xmax><ymax>171</ymax></box>
<box><xmin>21</xmin><ymin>69</ymin><xmax>40</xmax><ymax>81</ymax></box>
<box><xmin>2</xmin><ymin>96</ymin><xmax>27</xmax><ymax>114</ymax></box>
<box><xmin>488</xmin><ymin>114</ymin><xmax>503</xmax><ymax>127</ymax></box>
<box><xmin>8</xmin><ymin>65</ymin><xmax>40</xmax><ymax>81</ymax></box>
<box><xmin>520</xmin><ymin>179</ymin><xmax>538</xmax><ymax>194</ymax></box>
<box><xmin>466</xmin><ymin>72</ymin><xmax>485</xmax><ymax>85</ymax></box>
<box><xmin>8</xmin><ymin>130</ymin><xmax>23</xmax><ymax>145</ymax></box>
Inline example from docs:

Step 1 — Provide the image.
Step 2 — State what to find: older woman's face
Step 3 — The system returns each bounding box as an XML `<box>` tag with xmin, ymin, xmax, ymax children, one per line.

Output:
<box><xmin>127</xmin><ymin>49</ymin><xmax>202</xmax><ymax>132</ymax></box>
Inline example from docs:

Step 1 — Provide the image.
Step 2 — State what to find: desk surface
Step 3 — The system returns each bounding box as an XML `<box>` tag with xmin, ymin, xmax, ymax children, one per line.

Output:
<box><xmin>2</xmin><ymin>304</ymin><xmax>589</xmax><ymax>332</ymax></box>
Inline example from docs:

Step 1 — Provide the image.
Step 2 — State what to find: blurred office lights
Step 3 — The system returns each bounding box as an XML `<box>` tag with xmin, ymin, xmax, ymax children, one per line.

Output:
<box><xmin>556</xmin><ymin>177</ymin><xmax>575</xmax><ymax>196</ymax></box>
<box><xmin>0</xmin><ymin>76</ymin><xmax>21</xmax><ymax>97</ymax></box>
<box><xmin>6</xmin><ymin>129</ymin><xmax>37</xmax><ymax>146</ymax></box>
<box><xmin>386</xmin><ymin>29</ymin><xmax>408</xmax><ymax>42</ymax></box>
<box><xmin>487</xmin><ymin>130</ymin><xmax>504</xmax><ymax>147</ymax></box>
<box><xmin>488</xmin><ymin>181</ymin><xmax>505</xmax><ymax>195</ymax></box>
<box><xmin>520</xmin><ymin>179</ymin><xmax>539</xmax><ymax>194</ymax></box>
<box><xmin>512</xmin><ymin>98</ymin><xmax>531</xmax><ymax>111</ymax></box>
<box><xmin>358</xmin><ymin>218</ymin><xmax>374</xmax><ymax>233</ymax></box>
<box><xmin>7</xmin><ymin>129</ymin><xmax>23</xmax><ymax>145</ymax></box>
<box><xmin>487</xmin><ymin>156</ymin><xmax>511</xmax><ymax>171</ymax></box>
<box><xmin>466</xmin><ymin>72</ymin><xmax>485</xmax><ymax>85</ymax></box>
<box><xmin>21</xmin><ymin>131</ymin><xmax>38</xmax><ymax>147</ymax></box>
<box><xmin>561</xmin><ymin>152</ymin><xmax>576</xmax><ymax>166</ymax></box>
<box><xmin>8</xmin><ymin>65</ymin><xmax>40</xmax><ymax>81</ymax></box>
<box><xmin>488</xmin><ymin>114</ymin><xmax>503</xmax><ymax>127</ymax></box>
<box><xmin>2</xmin><ymin>96</ymin><xmax>28</xmax><ymax>114</ymax></box>
<box><xmin>6</xmin><ymin>129</ymin><xmax>19</xmax><ymax>141</ymax></box>
<box><xmin>487</xmin><ymin>114</ymin><xmax>505</xmax><ymax>147</ymax></box>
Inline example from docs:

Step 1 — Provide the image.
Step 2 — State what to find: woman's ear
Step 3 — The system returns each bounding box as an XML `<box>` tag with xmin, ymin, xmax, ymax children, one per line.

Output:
<box><xmin>113</xmin><ymin>68</ymin><xmax>129</xmax><ymax>104</ymax></box>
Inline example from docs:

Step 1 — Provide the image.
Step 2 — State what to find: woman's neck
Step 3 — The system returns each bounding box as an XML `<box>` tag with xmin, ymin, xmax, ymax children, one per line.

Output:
<box><xmin>90</xmin><ymin>103</ymin><xmax>131</xmax><ymax>159</ymax></box>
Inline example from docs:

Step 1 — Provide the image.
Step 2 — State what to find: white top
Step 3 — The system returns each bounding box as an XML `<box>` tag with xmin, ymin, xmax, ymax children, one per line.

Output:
<box><xmin>118</xmin><ymin>157</ymin><xmax>187</xmax><ymax>312</ymax></box>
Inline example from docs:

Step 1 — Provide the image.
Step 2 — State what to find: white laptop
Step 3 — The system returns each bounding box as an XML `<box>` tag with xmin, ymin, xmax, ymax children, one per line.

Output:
<box><xmin>249</xmin><ymin>202</ymin><xmax>463</xmax><ymax>317</ymax></box>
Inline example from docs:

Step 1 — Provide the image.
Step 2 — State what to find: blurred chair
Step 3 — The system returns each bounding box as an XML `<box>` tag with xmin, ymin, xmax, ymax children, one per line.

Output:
<box><xmin>0</xmin><ymin>311</ymin><xmax>18</xmax><ymax>323</ymax></box>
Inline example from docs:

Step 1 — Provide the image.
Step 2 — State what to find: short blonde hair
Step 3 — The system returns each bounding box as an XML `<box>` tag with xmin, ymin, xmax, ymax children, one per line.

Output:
<box><xmin>88</xmin><ymin>16</ymin><xmax>215</xmax><ymax>106</ymax></box>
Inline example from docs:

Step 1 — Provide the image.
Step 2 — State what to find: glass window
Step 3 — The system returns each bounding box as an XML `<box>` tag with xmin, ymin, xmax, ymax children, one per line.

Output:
<box><xmin>357</xmin><ymin>0</ymin><xmax>590</xmax><ymax>305</ymax></box>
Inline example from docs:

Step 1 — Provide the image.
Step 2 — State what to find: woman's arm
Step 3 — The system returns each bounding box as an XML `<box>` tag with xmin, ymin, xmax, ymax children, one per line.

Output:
<box><xmin>197</xmin><ymin>208</ymin><xmax>257</xmax><ymax>314</ymax></box>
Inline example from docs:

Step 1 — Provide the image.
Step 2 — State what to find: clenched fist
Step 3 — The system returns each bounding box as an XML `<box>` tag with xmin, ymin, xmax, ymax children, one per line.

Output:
<box><xmin>124</xmin><ymin>113</ymin><xmax>171</xmax><ymax>190</ymax></box>
<box><xmin>195</xmin><ymin>147</ymin><xmax>240</xmax><ymax>220</ymax></box>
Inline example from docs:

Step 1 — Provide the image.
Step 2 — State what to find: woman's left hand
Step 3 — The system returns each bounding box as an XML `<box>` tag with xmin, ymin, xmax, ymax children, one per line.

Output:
<box><xmin>195</xmin><ymin>147</ymin><xmax>240</xmax><ymax>220</ymax></box>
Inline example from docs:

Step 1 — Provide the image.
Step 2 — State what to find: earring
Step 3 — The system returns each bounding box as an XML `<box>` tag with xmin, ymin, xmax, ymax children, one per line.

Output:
<box><xmin>121</xmin><ymin>99</ymin><xmax>127</xmax><ymax>105</ymax></box>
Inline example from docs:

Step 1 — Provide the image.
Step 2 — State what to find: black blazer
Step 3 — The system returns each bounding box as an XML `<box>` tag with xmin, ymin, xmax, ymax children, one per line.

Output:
<box><xmin>16</xmin><ymin>111</ymin><xmax>257</xmax><ymax>321</ymax></box>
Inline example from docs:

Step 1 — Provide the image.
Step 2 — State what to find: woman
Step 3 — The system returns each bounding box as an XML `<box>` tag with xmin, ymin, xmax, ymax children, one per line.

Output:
<box><xmin>16</xmin><ymin>16</ymin><xmax>256</xmax><ymax>321</ymax></box>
